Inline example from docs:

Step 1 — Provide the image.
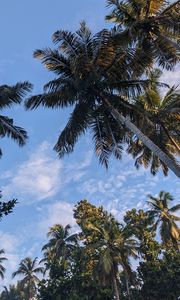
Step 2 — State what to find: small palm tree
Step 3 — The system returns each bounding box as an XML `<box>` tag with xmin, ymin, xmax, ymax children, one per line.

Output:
<box><xmin>147</xmin><ymin>191</ymin><xmax>180</xmax><ymax>247</ymax></box>
<box><xmin>42</xmin><ymin>224</ymin><xmax>77</xmax><ymax>269</ymax></box>
<box><xmin>25</xmin><ymin>22</ymin><xmax>180</xmax><ymax>177</ymax></box>
<box><xmin>127</xmin><ymin>69</ymin><xmax>180</xmax><ymax>175</ymax></box>
<box><xmin>86</xmin><ymin>216</ymin><xmax>138</xmax><ymax>300</ymax></box>
<box><xmin>0</xmin><ymin>249</ymin><xmax>7</xmax><ymax>279</ymax></box>
<box><xmin>0</xmin><ymin>284</ymin><xmax>24</xmax><ymax>300</ymax></box>
<box><xmin>106</xmin><ymin>0</ymin><xmax>180</xmax><ymax>71</ymax></box>
<box><xmin>0</xmin><ymin>82</ymin><xmax>32</xmax><ymax>157</ymax></box>
<box><xmin>12</xmin><ymin>257</ymin><xmax>44</xmax><ymax>300</ymax></box>
<box><xmin>1</xmin><ymin>286</ymin><xmax>12</xmax><ymax>300</ymax></box>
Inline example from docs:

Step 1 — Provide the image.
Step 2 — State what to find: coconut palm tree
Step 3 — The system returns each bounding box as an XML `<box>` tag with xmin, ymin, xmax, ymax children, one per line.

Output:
<box><xmin>86</xmin><ymin>216</ymin><xmax>138</xmax><ymax>300</ymax></box>
<box><xmin>25</xmin><ymin>22</ymin><xmax>180</xmax><ymax>177</ymax></box>
<box><xmin>0</xmin><ymin>82</ymin><xmax>32</xmax><ymax>157</ymax></box>
<box><xmin>106</xmin><ymin>0</ymin><xmax>180</xmax><ymax>71</ymax></box>
<box><xmin>0</xmin><ymin>284</ymin><xmax>24</xmax><ymax>300</ymax></box>
<box><xmin>12</xmin><ymin>257</ymin><xmax>44</xmax><ymax>300</ymax></box>
<box><xmin>127</xmin><ymin>69</ymin><xmax>180</xmax><ymax>175</ymax></box>
<box><xmin>42</xmin><ymin>224</ymin><xmax>77</xmax><ymax>273</ymax></box>
<box><xmin>42</xmin><ymin>224</ymin><xmax>77</xmax><ymax>259</ymax></box>
<box><xmin>0</xmin><ymin>249</ymin><xmax>7</xmax><ymax>279</ymax></box>
<box><xmin>147</xmin><ymin>191</ymin><xmax>180</xmax><ymax>247</ymax></box>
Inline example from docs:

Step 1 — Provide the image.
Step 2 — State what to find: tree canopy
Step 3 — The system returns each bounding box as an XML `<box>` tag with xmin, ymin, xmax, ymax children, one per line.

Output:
<box><xmin>25</xmin><ymin>0</ymin><xmax>180</xmax><ymax>177</ymax></box>
<box><xmin>1</xmin><ymin>191</ymin><xmax>179</xmax><ymax>300</ymax></box>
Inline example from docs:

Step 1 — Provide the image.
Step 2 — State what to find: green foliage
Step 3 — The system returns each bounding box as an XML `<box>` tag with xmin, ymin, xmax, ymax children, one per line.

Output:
<box><xmin>106</xmin><ymin>0</ymin><xmax>180</xmax><ymax>70</ymax></box>
<box><xmin>127</xmin><ymin>69</ymin><xmax>180</xmax><ymax>175</ymax></box>
<box><xmin>0</xmin><ymin>0</ymin><xmax>179</xmax><ymax>298</ymax></box>
<box><xmin>124</xmin><ymin>208</ymin><xmax>162</xmax><ymax>261</ymax></box>
<box><xmin>0</xmin><ymin>249</ymin><xmax>7</xmax><ymax>279</ymax></box>
<box><xmin>0</xmin><ymin>282</ymin><xmax>25</xmax><ymax>300</ymax></box>
<box><xmin>12</xmin><ymin>257</ymin><xmax>44</xmax><ymax>300</ymax></box>
<box><xmin>0</xmin><ymin>82</ymin><xmax>32</xmax><ymax>157</ymax></box>
<box><xmin>147</xmin><ymin>191</ymin><xmax>180</xmax><ymax>247</ymax></box>
<box><xmin>25</xmin><ymin>5</ymin><xmax>180</xmax><ymax>176</ymax></box>
<box><xmin>38</xmin><ymin>205</ymin><xmax>114</xmax><ymax>300</ymax></box>
<box><xmin>137</xmin><ymin>249</ymin><xmax>180</xmax><ymax>300</ymax></box>
<box><xmin>0</xmin><ymin>192</ymin><xmax>17</xmax><ymax>222</ymax></box>
<box><xmin>36</xmin><ymin>194</ymin><xmax>179</xmax><ymax>300</ymax></box>
<box><xmin>0</xmin><ymin>191</ymin><xmax>179</xmax><ymax>299</ymax></box>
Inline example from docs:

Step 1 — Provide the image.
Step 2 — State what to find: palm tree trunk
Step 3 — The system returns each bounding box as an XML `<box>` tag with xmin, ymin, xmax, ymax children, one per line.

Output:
<box><xmin>121</xmin><ymin>261</ymin><xmax>132</xmax><ymax>300</ymax></box>
<box><xmin>113</xmin><ymin>276</ymin><xmax>120</xmax><ymax>300</ymax></box>
<box><xmin>28</xmin><ymin>282</ymin><xmax>33</xmax><ymax>300</ymax></box>
<box><xmin>112</xmin><ymin>267</ymin><xmax>120</xmax><ymax>300</ymax></box>
<box><xmin>124</xmin><ymin>273</ymin><xmax>131</xmax><ymax>300</ymax></box>
<box><xmin>104</xmin><ymin>99</ymin><xmax>180</xmax><ymax>178</ymax></box>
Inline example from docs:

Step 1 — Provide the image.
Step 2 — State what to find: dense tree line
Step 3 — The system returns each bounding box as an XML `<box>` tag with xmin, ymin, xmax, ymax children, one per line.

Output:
<box><xmin>0</xmin><ymin>191</ymin><xmax>179</xmax><ymax>300</ymax></box>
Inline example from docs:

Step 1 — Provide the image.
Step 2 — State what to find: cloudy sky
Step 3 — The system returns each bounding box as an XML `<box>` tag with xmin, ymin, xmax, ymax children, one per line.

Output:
<box><xmin>0</xmin><ymin>0</ymin><xmax>179</xmax><ymax>287</ymax></box>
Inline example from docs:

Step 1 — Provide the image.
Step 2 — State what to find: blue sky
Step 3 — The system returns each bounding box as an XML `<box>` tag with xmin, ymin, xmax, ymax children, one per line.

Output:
<box><xmin>0</xmin><ymin>0</ymin><xmax>179</xmax><ymax>287</ymax></box>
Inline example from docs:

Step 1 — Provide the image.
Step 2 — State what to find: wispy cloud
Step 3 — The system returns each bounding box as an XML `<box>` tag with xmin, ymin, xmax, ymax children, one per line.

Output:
<box><xmin>2</xmin><ymin>142</ymin><xmax>62</xmax><ymax>202</ymax></box>
<box><xmin>2</xmin><ymin>141</ymin><xmax>92</xmax><ymax>204</ymax></box>
<box><xmin>37</xmin><ymin>201</ymin><xmax>75</xmax><ymax>238</ymax></box>
<box><xmin>77</xmin><ymin>152</ymin><xmax>178</xmax><ymax>218</ymax></box>
<box><xmin>160</xmin><ymin>65</ymin><xmax>180</xmax><ymax>88</ymax></box>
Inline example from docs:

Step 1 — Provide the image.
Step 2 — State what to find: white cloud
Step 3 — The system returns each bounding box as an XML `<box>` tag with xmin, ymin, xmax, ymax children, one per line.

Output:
<box><xmin>2</xmin><ymin>142</ymin><xmax>92</xmax><ymax>204</ymax></box>
<box><xmin>78</xmin><ymin>152</ymin><xmax>171</xmax><ymax>216</ymax></box>
<box><xmin>0</xmin><ymin>171</ymin><xmax>13</xmax><ymax>180</ymax></box>
<box><xmin>2</xmin><ymin>142</ymin><xmax>62</xmax><ymax>202</ymax></box>
<box><xmin>79</xmin><ymin>173</ymin><xmax>127</xmax><ymax>196</ymax></box>
<box><xmin>0</xmin><ymin>231</ymin><xmax>19</xmax><ymax>253</ymax></box>
<box><xmin>37</xmin><ymin>201</ymin><xmax>75</xmax><ymax>238</ymax></box>
<box><xmin>160</xmin><ymin>65</ymin><xmax>180</xmax><ymax>88</ymax></box>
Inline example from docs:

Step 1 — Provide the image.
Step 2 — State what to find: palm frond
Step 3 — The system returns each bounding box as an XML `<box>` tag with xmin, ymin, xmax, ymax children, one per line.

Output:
<box><xmin>154</xmin><ymin>35</ymin><xmax>180</xmax><ymax>70</ymax></box>
<box><xmin>0</xmin><ymin>116</ymin><xmax>27</xmax><ymax>146</ymax></box>
<box><xmin>34</xmin><ymin>48</ymin><xmax>71</xmax><ymax>76</ymax></box>
<box><xmin>169</xmin><ymin>204</ymin><xmax>180</xmax><ymax>213</ymax></box>
<box><xmin>25</xmin><ymin>86</ymin><xmax>76</xmax><ymax>110</ymax></box>
<box><xmin>54</xmin><ymin>102</ymin><xmax>91</xmax><ymax>157</ymax></box>
<box><xmin>52</xmin><ymin>29</ymin><xmax>79</xmax><ymax>57</ymax></box>
<box><xmin>76</xmin><ymin>21</ymin><xmax>92</xmax><ymax>46</ymax></box>
<box><xmin>0</xmin><ymin>82</ymin><xmax>32</xmax><ymax>109</ymax></box>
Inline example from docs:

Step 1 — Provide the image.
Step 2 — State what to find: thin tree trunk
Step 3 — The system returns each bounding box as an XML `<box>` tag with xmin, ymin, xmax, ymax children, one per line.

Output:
<box><xmin>104</xmin><ymin>99</ymin><xmax>180</xmax><ymax>178</ymax></box>
<box><xmin>112</xmin><ymin>267</ymin><xmax>120</xmax><ymax>300</ymax></box>
<box><xmin>113</xmin><ymin>276</ymin><xmax>120</xmax><ymax>300</ymax></box>
<box><xmin>124</xmin><ymin>271</ymin><xmax>131</xmax><ymax>300</ymax></box>
<box><xmin>121</xmin><ymin>261</ymin><xmax>132</xmax><ymax>300</ymax></box>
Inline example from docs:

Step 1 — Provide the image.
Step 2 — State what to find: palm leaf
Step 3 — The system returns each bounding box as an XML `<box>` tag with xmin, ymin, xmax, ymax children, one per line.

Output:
<box><xmin>54</xmin><ymin>102</ymin><xmax>91</xmax><ymax>157</ymax></box>
<box><xmin>169</xmin><ymin>204</ymin><xmax>180</xmax><ymax>213</ymax></box>
<box><xmin>0</xmin><ymin>82</ymin><xmax>32</xmax><ymax>109</ymax></box>
<box><xmin>0</xmin><ymin>116</ymin><xmax>27</xmax><ymax>146</ymax></box>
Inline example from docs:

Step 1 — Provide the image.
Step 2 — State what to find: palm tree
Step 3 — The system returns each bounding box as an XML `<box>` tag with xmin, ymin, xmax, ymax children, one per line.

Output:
<box><xmin>25</xmin><ymin>22</ymin><xmax>180</xmax><ymax>177</ymax></box>
<box><xmin>127</xmin><ymin>69</ymin><xmax>180</xmax><ymax>175</ymax></box>
<box><xmin>147</xmin><ymin>191</ymin><xmax>180</xmax><ymax>247</ymax></box>
<box><xmin>3</xmin><ymin>283</ymin><xmax>26</xmax><ymax>300</ymax></box>
<box><xmin>43</xmin><ymin>224</ymin><xmax>77</xmax><ymax>257</ymax></box>
<box><xmin>42</xmin><ymin>224</ymin><xmax>77</xmax><ymax>273</ymax></box>
<box><xmin>12</xmin><ymin>257</ymin><xmax>44</xmax><ymax>300</ymax></box>
<box><xmin>86</xmin><ymin>215</ymin><xmax>138</xmax><ymax>300</ymax></box>
<box><xmin>106</xmin><ymin>0</ymin><xmax>180</xmax><ymax>71</ymax></box>
<box><xmin>0</xmin><ymin>249</ymin><xmax>7</xmax><ymax>279</ymax></box>
<box><xmin>0</xmin><ymin>284</ymin><xmax>24</xmax><ymax>300</ymax></box>
<box><xmin>0</xmin><ymin>82</ymin><xmax>32</xmax><ymax>156</ymax></box>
